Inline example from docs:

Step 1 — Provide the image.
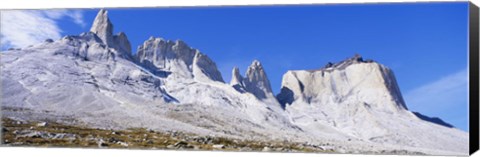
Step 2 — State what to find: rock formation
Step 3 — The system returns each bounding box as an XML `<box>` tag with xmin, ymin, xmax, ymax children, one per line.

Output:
<box><xmin>134</xmin><ymin>37</ymin><xmax>223</xmax><ymax>82</ymax></box>
<box><xmin>90</xmin><ymin>9</ymin><xmax>132</xmax><ymax>60</ymax></box>
<box><xmin>192</xmin><ymin>50</ymin><xmax>224</xmax><ymax>82</ymax></box>
<box><xmin>90</xmin><ymin>9</ymin><xmax>114</xmax><ymax>47</ymax></box>
<box><xmin>244</xmin><ymin>60</ymin><xmax>274</xmax><ymax>99</ymax></box>
<box><xmin>113</xmin><ymin>32</ymin><xmax>132</xmax><ymax>59</ymax></box>
<box><xmin>277</xmin><ymin>55</ymin><xmax>466</xmax><ymax>153</ymax></box>
<box><xmin>229</xmin><ymin>60</ymin><xmax>274</xmax><ymax>100</ymax></box>
<box><xmin>230</xmin><ymin>67</ymin><xmax>246</xmax><ymax>93</ymax></box>
<box><xmin>278</xmin><ymin>54</ymin><xmax>407</xmax><ymax>111</ymax></box>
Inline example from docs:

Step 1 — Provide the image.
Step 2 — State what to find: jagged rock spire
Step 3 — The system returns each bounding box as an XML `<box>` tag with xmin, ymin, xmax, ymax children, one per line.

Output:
<box><xmin>229</xmin><ymin>60</ymin><xmax>274</xmax><ymax>99</ymax></box>
<box><xmin>90</xmin><ymin>9</ymin><xmax>114</xmax><ymax>46</ymax></box>
<box><xmin>245</xmin><ymin>60</ymin><xmax>273</xmax><ymax>91</ymax></box>
<box><xmin>229</xmin><ymin>62</ymin><xmax>282</xmax><ymax>106</ymax></box>
<box><xmin>230</xmin><ymin>67</ymin><xmax>243</xmax><ymax>86</ymax></box>
<box><xmin>88</xmin><ymin>9</ymin><xmax>132</xmax><ymax>59</ymax></box>
<box><xmin>230</xmin><ymin>67</ymin><xmax>247</xmax><ymax>93</ymax></box>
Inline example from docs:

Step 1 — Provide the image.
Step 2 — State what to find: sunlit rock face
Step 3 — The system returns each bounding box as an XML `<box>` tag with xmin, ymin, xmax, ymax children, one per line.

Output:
<box><xmin>90</xmin><ymin>9</ymin><xmax>114</xmax><ymax>47</ymax></box>
<box><xmin>278</xmin><ymin>55</ymin><xmax>407</xmax><ymax>112</ymax></box>
<box><xmin>134</xmin><ymin>37</ymin><xmax>223</xmax><ymax>82</ymax></box>
<box><xmin>89</xmin><ymin>9</ymin><xmax>132</xmax><ymax>60</ymax></box>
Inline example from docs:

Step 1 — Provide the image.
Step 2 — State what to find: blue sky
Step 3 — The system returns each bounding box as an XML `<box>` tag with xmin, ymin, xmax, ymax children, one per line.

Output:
<box><xmin>0</xmin><ymin>2</ymin><xmax>470</xmax><ymax>131</ymax></box>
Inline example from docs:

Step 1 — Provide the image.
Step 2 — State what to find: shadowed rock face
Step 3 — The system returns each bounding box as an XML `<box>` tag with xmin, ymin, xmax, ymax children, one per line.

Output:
<box><xmin>412</xmin><ymin>112</ymin><xmax>454</xmax><ymax>128</ymax></box>
<box><xmin>276</xmin><ymin>87</ymin><xmax>294</xmax><ymax>109</ymax></box>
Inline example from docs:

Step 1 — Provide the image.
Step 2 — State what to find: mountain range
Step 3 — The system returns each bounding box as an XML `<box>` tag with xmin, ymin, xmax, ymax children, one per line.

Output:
<box><xmin>0</xmin><ymin>9</ymin><xmax>468</xmax><ymax>155</ymax></box>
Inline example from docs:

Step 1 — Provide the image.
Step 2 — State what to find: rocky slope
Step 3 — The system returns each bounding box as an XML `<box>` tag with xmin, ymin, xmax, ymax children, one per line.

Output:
<box><xmin>0</xmin><ymin>9</ymin><xmax>469</xmax><ymax>155</ymax></box>
<box><xmin>1</xmin><ymin>8</ymin><xmax>299</xmax><ymax>144</ymax></box>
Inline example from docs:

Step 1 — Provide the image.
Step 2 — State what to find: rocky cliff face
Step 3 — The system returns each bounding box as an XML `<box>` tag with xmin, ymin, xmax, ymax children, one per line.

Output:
<box><xmin>90</xmin><ymin>9</ymin><xmax>113</xmax><ymax>46</ymax></box>
<box><xmin>230</xmin><ymin>67</ymin><xmax>246</xmax><ymax>92</ymax></box>
<box><xmin>278</xmin><ymin>55</ymin><xmax>407</xmax><ymax>112</ymax></box>
<box><xmin>89</xmin><ymin>9</ymin><xmax>132</xmax><ymax>60</ymax></box>
<box><xmin>192</xmin><ymin>51</ymin><xmax>224</xmax><ymax>82</ymax></box>
<box><xmin>229</xmin><ymin>60</ymin><xmax>274</xmax><ymax>100</ymax></box>
<box><xmin>113</xmin><ymin>32</ymin><xmax>132</xmax><ymax>59</ymax></box>
<box><xmin>244</xmin><ymin>60</ymin><xmax>274</xmax><ymax>99</ymax></box>
<box><xmin>277</xmin><ymin>55</ymin><xmax>467</xmax><ymax>153</ymax></box>
<box><xmin>134</xmin><ymin>37</ymin><xmax>223</xmax><ymax>83</ymax></box>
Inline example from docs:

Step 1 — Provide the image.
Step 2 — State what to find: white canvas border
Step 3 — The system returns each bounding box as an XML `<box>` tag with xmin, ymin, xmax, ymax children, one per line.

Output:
<box><xmin>0</xmin><ymin>0</ymin><xmax>477</xmax><ymax>157</ymax></box>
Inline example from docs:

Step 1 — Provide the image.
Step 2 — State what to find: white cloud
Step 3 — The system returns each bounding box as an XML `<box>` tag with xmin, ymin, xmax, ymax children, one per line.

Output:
<box><xmin>43</xmin><ymin>10</ymin><xmax>85</xmax><ymax>27</ymax></box>
<box><xmin>404</xmin><ymin>68</ymin><xmax>468</xmax><ymax>115</ymax></box>
<box><xmin>405</xmin><ymin>69</ymin><xmax>468</xmax><ymax>108</ymax></box>
<box><xmin>0</xmin><ymin>9</ymin><xmax>85</xmax><ymax>49</ymax></box>
<box><xmin>68</xmin><ymin>11</ymin><xmax>86</xmax><ymax>27</ymax></box>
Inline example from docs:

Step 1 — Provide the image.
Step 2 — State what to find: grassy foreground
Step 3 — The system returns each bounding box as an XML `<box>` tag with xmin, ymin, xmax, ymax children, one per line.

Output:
<box><xmin>1</xmin><ymin>117</ymin><xmax>334</xmax><ymax>153</ymax></box>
